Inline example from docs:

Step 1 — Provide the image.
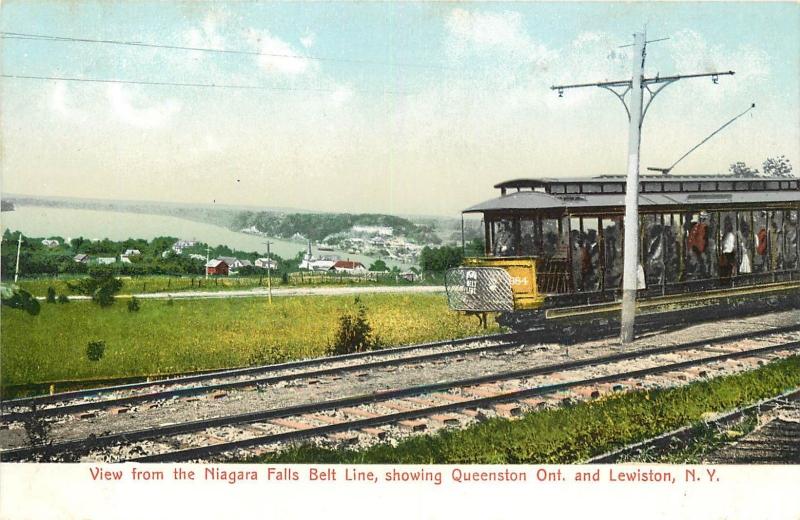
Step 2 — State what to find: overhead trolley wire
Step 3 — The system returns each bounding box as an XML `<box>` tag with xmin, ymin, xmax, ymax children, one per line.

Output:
<box><xmin>1</xmin><ymin>30</ymin><xmax>452</xmax><ymax>71</ymax></box>
<box><xmin>0</xmin><ymin>73</ymin><xmax>412</xmax><ymax>95</ymax></box>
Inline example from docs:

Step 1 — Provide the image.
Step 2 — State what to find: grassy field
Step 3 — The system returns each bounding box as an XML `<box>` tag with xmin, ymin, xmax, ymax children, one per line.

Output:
<box><xmin>0</xmin><ymin>293</ymin><xmax>496</xmax><ymax>390</ymax></box>
<box><xmin>250</xmin><ymin>355</ymin><xmax>800</xmax><ymax>464</ymax></box>
<box><xmin>16</xmin><ymin>273</ymin><xmax>433</xmax><ymax>297</ymax></box>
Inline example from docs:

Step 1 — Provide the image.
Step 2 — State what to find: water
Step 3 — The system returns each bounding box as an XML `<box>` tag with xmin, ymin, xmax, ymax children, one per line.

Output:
<box><xmin>1</xmin><ymin>205</ymin><xmax>406</xmax><ymax>267</ymax></box>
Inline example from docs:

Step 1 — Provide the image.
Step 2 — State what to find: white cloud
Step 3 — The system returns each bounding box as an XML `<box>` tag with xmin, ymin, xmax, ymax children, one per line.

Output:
<box><xmin>329</xmin><ymin>85</ymin><xmax>353</xmax><ymax>107</ymax></box>
<box><xmin>107</xmin><ymin>84</ymin><xmax>181</xmax><ymax>128</ymax></box>
<box><xmin>50</xmin><ymin>82</ymin><xmax>89</xmax><ymax>122</ymax></box>
<box><xmin>444</xmin><ymin>8</ymin><xmax>555</xmax><ymax>68</ymax></box>
<box><xmin>245</xmin><ymin>28</ymin><xmax>313</xmax><ymax>76</ymax></box>
<box><xmin>300</xmin><ymin>30</ymin><xmax>316</xmax><ymax>49</ymax></box>
<box><xmin>179</xmin><ymin>8</ymin><xmax>230</xmax><ymax>71</ymax></box>
<box><xmin>668</xmin><ymin>29</ymin><xmax>769</xmax><ymax>81</ymax></box>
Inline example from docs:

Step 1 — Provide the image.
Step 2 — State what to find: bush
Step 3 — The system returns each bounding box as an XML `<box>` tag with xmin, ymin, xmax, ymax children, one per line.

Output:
<box><xmin>0</xmin><ymin>284</ymin><xmax>41</xmax><ymax>316</ymax></box>
<box><xmin>86</xmin><ymin>340</ymin><xmax>105</xmax><ymax>362</ymax></box>
<box><xmin>166</xmin><ymin>296</ymin><xmax>174</xmax><ymax>306</ymax></box>
<box><xmin>68</xmin><ymin>266</ymin><xmax>123</xmax><ymax>307</ymax></box>
<box><xmin>46</xmin><ymin>286</ymin><xmax>56</xmax><ymax>303</ymax></box>
<box><xmin>327</xmin><ymin>297</ymin><xmax>380</xmax><ymax>356</ymax></box>
<box><xmin>127</xmin><ymin>296</ymin><xmax>140</xmax><ymax>312</ymax></box>
<box><xmin>57</xmin><ymin>294</ymin><xmax>69</xmax><ymax>304</ymax></box>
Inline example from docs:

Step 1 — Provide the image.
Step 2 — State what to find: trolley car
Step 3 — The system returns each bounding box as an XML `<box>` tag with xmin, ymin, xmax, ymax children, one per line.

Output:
<box><xmin>445</xmin><ymin>175</ymin><xmax>800</xmax><ymax>332</ymax></box>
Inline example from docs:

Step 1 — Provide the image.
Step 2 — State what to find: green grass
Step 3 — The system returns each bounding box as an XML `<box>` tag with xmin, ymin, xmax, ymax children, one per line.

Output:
<box><xmin>248</xmin><ymin>355</ymin><xmax>800</xmax><ymax>464</ymax></box>
<box><xmin>619</xmin><ymin>415</ymin><xmax>760</xmax><ymax>463</ymax></box>
<box><xmin>1</xmin><ymin>293</ymin><xmax>497</xmax><ymax>390</ymax></box>
<box><xmin>16</xmin><ymin>274</ymin><xmax>434</xmax><ymax>297</ymax></box>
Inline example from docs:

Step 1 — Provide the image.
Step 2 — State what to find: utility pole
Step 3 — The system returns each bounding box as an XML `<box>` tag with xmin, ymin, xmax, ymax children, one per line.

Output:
<box><xmin>13</xmin><ymin>233</ymin><xmax>22</xmax><ymax>283</ymax></box>
<box><xmin>205</xmin><ymin>245</ymin><xmax>210</xmax><ymax>280</ymax></box>
<box><xmin>551</xmin><ymin>30</ymin><xmax>734</xmax><ymax>344</ymax></box>
<box><xmin>264</xmin><ymin>241</ymin><xmax>272</xmax><ymax>304</ymax></box>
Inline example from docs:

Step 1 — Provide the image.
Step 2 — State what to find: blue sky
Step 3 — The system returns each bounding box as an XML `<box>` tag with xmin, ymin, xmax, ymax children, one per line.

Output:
<box><xmin>1</xmin><ymin>1</ymin><xmax>798</xmax><ymax>215</ymax></box>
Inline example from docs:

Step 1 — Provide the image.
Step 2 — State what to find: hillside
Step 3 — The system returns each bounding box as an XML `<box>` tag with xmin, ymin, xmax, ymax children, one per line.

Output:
<box><xmin>232</xmin><ymin>212</ymin><xmax>441</xmax><ymax>244</ymax></box>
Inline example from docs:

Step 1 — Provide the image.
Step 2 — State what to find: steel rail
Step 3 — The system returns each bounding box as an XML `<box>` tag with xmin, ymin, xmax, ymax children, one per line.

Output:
<box><xmin>130</xmin><ymin>339</ymin><xmax>800</xmax><ymax>462</ymax></box>
<box><xmin>2</xmin><ymin>330</ymin><xmax>524</xmax><ymax>409</ymax></box>
<box><xmin>4</xmin><ymin>324</ymin><xmax>797</xmax><ymax>423</ymax></box>
<box><xmin>0</xmin><ymin>336</ymin><xmax>525</xmax><ymax>422</ymax></box>
<box><xmin>3</xmin><ymin>337</ymin><xmax>797</xmax><ymax>462</ymax></box>
<box><xmin>585</xmin><ymin>387</ymin><xmax>800</xmax><ymax>463</ymax></box>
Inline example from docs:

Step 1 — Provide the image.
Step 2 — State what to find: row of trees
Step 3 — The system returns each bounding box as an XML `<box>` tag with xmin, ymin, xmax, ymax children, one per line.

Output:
<box><xmin>0</xmin><ymin>230</ymin><xmax>286</xmax><ymax>279</ymax></box>
<box><xmin>729</xmin><ymin>155</ymin><xmax>794</xmax><ymax>178</ymax></box>
<box><xmin>231</xmin><ymin>211</ymin><xmax>442</xmax><ymax>245</ymax></box>
<box><xmin>419</xmin><ymin>239</ymin><xmax>484</xmax><ymax>273</ymax></box>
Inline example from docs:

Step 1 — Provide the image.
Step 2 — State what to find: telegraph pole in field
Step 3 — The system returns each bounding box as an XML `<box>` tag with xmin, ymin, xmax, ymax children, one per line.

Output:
<box><xmin>551</xmin><ymin>30</ymin><xmax>735</xmax><ymax>344</ymax></box>
<box><xmin>205</xmin><ymin>245</ymin><xmax>210</xmax><ymax>280</ymax></box>
<box><xmin>264</xmin><ymin>241</ymin><xmax>273</xmax><ymax>304</ymax></box>
<box><xmin>13</xmin><ymin>233</ymin><xmax>22</xmax><ymax>283</ymax></box>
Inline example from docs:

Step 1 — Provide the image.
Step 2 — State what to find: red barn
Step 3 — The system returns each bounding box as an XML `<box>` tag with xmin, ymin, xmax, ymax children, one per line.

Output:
<box><xmin>205</xmin><ymin>259</ymin><xmax>229</xmax><ymax>276</ymax></box>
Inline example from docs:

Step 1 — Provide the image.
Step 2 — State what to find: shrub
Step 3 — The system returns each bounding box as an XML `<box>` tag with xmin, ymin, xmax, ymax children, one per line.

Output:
<box><xmin>0</xmin><ymin>284</ymin><xmax>41</xmax><ymax>316</ymax></box>
<box><xmin>68</xmin><ymin>266</ymin><xmax>122</xmax><ymax>307</ymax></box>
<box><xmin>86</xmin><ymin>340</ymin><xmax>106</xmax><ymax>362</ymax></box>
<box><xmin>327</xmin><ymin>297</ymin><xmax>380</xmax><ymax>356</ymax></box>
<box><xmin>127</xmin><ymin>296</ymin><xmax>140</xmax><ymax>312</ymax></box>
<box><xmin>46</xmin><ymin>286</ymin><xmax>56</xmax><ymax>303</ymax></box>
<box><xmin>57</xmin><ymin>294</ymin><xmax>69</xmax><ymax>304</ymax></box>
<box><xmin>166</xmin><ymin>296</ymin><xmax>174</xmax><ymax>306</ymax></box>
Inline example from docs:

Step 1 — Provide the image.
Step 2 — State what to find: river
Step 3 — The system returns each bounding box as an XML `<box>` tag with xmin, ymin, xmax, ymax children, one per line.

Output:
<box><xmin>1</xmin><ymin>205</ymin><xmax>407</xmax><ymax>267</ymax></box>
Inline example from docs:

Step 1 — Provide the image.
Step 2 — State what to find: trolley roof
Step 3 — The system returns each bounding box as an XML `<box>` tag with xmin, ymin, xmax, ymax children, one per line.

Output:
<box><xmin>466</xmin><ymin>175</ymin><xmax>800</xmax><ymax>214</ymax></box>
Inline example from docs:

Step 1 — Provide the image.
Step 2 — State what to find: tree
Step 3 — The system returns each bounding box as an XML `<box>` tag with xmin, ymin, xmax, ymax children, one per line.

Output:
<box><xmin>464</xmin><ymin>238</ymin><xmax>486</xmax><ymax>257</ymax></box>
<box><xmin>728</xmin><ymin>162</ymin><xmax>759</xmax><ymax>178</ymax></box>
<box><xmin>1</xmin><ymin>284</ymin><xmax>41</xmax><ymax>316</ymax></box>
<box><xmin>762</xmin><ymin>155</ymin><xmax>794</xmax><ymax>178</ymax></box>
<box><xmin>368</xmin><ymin>259</ymin><xmax>388</xmax><ymax>272</ymax></box>
<box><xmin>68</xmin><ymin>266</ymin><xmax>123</xmax><ymax>307</ymax></box>
<box><xmin>327</xmin><ymin>298</ymin><xmax>379</xmax><ymax>355</ymax></box>
<box><xmin>419</xmin><ymin>245</ymin><xmax>464</xmax><ymax>273</ymax></box>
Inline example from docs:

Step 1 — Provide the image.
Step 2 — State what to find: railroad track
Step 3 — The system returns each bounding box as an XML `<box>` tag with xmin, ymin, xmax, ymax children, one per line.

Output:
<box><xmin>0</xmin><ymin>330</ymin><xmax>524</xmax><ymax>421</ymax></box>
<box><xmin>587</xmin><ymin>388</ymin><xmax>800</xmax><ymax>463</ymax></box>
<box><xmin>4</xmin><ymin>324</ymin><xmax>797</xmax><ymax>424</ymax></box>
<box><xmin>2</xmin><ymin>326</ymin><xmax>797</xmax><ymax>462</ymax></box>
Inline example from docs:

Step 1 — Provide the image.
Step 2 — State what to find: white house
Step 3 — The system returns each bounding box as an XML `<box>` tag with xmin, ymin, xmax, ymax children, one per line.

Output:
<box><xmin>171</xmin><ymin>239</ymin><xmax>198</xmax><ymax>254</ymax></box>
<box><xmin>41</xmin><ymin>239</ymin><xmax>60</xmax><ymax>248</ymax></box>
<box><xmin>122</xmin><ymin>249</ymin><xmax>141</xmax><ymax>257</ymax></box>
<box><xmin>255</xmin><ymin>258</ymin><xmax>278</xmax><ymax>269</ymax></box>
<box><xmin>329</xmin><ymin>260</ymin><xmax>367</xmax><ymax>274</ymax></box>
<box><xmin>218</xmin><ymin>256</ymin><xmax>246</xmax><ymax>269</ymax></box>
<box><xmin>300</xmin><ymin>256</ymin><xmax>338</xmax><ymax>271</ymax></box>
<box><xmin>95</xmin><ymin>257</ymin><xmax>116</xmax><ymax>265</ymax></box>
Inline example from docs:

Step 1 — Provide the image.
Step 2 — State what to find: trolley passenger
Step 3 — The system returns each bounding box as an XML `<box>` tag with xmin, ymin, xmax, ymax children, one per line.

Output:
<box><xmin>720</xmin><ymin>218</ymin><xmax>736</xmax><ymax>285</ymax></box>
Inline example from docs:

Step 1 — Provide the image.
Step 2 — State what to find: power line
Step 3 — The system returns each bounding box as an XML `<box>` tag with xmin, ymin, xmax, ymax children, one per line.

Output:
<box><xmin>0</xmin><ymin>73</ymin><xmax>411</xmax><ymax>95</ymax></box>
<box><xmin>1</xmin><ymin>31</ymin><xmax>451</xmax><ymax>71</ymax></box>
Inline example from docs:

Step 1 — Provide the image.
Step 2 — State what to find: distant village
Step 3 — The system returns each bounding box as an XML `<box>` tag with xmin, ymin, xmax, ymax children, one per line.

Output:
<box><xmin>52</xmin><ymin>233</ymin><xmax>418</xmax><ymax>279</ymax></box>
<box><xmin>241</xmin><ymin>224</ymin><xmax>425</xmax><ymax>265</ymax></box>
